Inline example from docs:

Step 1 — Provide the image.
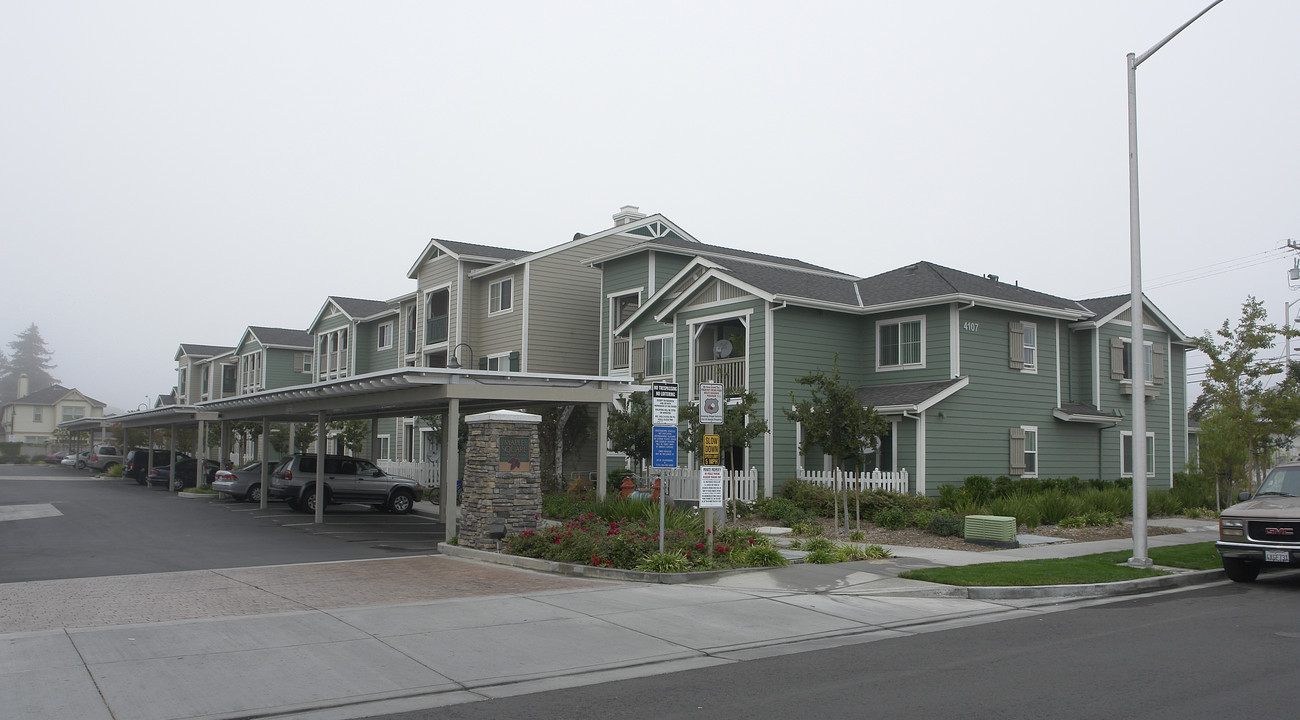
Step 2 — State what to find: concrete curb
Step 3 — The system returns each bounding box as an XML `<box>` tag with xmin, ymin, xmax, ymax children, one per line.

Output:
<box><xmin>436</xmin><ymin>542</ymin><xmax>768</xmax><ymax>584</ymax></box>
<box><xmin>937</xmin><ymin>568</ymin><xmax>1225</xmax><ymax>600</ymax></box>
<box><xmin>438</xmin><ymin>542</ymin><xmax>1227</xmax><ymax>599</ymax></box>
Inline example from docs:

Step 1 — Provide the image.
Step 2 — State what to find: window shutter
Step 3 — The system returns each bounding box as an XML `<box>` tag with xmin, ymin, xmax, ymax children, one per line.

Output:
<box><xmin>478</xmin><ymin>356</ymin><xmax>488</xmax><ymax>370</ymax></box>
<box><xmin>1152</xmin><ymin>343</ymin><xmax>1166</xmax><ymax>385</ymax></box>
<box><xmin>509</xmin><ymin>351</ymin><xmax>520</xmax><ymax>372</ymax></box>
<box><xmin>1009</xmin><ymin>322</ymin><xmax>1024</xmax><ymax>369</ymax></box>
<box><xmin>294</xmin><ymin>353</ymin><xmax>304</xmax><ymax>372</ymax></box>
<box><xmin>631</xmin><ymin>337</ymin><xmax>646</xmax><ymax>376</ymax></box>
<box><xmin>1009</xmin><ymin>427</ymin><xmax>1026</xmax><ymax>475</ymax></box>
<box><xmin>1110</xmin><ymin>337</ymin><xmax>1125</xmax><ymax>380</ymax></box>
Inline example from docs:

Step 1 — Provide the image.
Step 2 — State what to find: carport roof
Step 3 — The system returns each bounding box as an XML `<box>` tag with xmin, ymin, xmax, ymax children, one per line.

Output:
<box><xmin>197</xmin><ymin>367</ymin><xmax>633</xmax><ymax>422</ymax></box>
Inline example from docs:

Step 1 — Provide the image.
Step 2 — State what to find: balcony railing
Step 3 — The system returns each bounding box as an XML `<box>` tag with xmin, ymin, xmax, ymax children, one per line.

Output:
<box><xmin>612</xmin><ymin>337</ymin><xmax>630</xmax><ymax>370</ymax></box>
<box><xmin>694</xmin><ymin>357</ymin><xmax>746</xmax><ymax>393</ymax></box>
<box><xmin>425</xmin><ymin>315</ymin><xmax>448</xmax><ymax>345</ymax></box>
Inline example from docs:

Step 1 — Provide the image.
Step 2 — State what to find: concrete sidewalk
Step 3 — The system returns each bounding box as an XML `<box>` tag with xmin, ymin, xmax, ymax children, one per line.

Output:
<box><xmin>1</xmin><ymin>521</ymin><xmax>1223</xmax><ymax>720</ymax></box>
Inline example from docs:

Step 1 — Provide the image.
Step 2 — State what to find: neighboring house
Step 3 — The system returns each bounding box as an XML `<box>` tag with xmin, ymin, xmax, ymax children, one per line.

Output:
<box><xmin>396</xmin><ymin>206</ymin><xmax>695</xmax><ymax>473</ymax></box>
<box><xmin>594</xmin><ymin>237</ymin><xmax>1193</xmax><ymax>496</ymax></box>
<box><xmin>175</xmin><ymin>344</ymin><xmax>234</xmax><ymax>405</ymax></box>
<box><xmin>307</xmin><ymin>295</ymin><xmax>405</xmax><ymax>458</ymax></box>
<box><xmin>1</xmin><ymin>374</ymin><xmax>107</xmax><ymax>449</ymax></box>
<box><xmin>233</xmin><ymin>327</ymin><xmax>314</xmax><ymax>395</ymax></box>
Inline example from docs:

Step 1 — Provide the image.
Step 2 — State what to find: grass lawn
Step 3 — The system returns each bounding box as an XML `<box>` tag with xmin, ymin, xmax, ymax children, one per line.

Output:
<box><xmin>898</xmin><ymin>542</ymin><xmax>1220</xmax><ymax>587</ymax></box>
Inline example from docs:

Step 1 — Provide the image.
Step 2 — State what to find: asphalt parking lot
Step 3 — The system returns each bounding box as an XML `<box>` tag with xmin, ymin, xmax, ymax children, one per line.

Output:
<box><xmin>0</xmin><ymin>464</ymin><xmax>445</xmax><ymax>583</ymax></box>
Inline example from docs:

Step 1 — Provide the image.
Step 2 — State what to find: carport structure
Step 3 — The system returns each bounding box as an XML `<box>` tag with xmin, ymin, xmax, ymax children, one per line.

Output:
<box><xmin>178</xmin><ymin>367</ymin><xmax>631</xmax><ymax>535</ymax></box>
<box><xmin>63</xmin><ymin>405</ymin><xmax>222</xmax><ymax>484</ymax></box>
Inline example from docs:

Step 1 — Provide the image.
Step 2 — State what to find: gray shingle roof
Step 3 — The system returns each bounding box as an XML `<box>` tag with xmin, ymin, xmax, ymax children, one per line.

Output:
<box><xmin>248</xmin><ymin>327</ymin><xmax>312</xmax><ymax>348</ymax></box>
<box><xmin>329</xmin><ymin>296</ymin><xmax>396</xmax><ymax>320</ymax></box>
<box><xmin>1</xmin><ymin>384</ymin><xmax>105</xmax><ymax>409</ymax></box>
<box><xmin>706</xmin><ymin>256</ymin><xmax>861</xmax><ymax>305</ymax></box>
<box><xmin>1078</xmin><ymin>294</ymin><xmax>1129</xmax><ymax>319</ymax></box>
<box><xmin>178</xmin><ymin>343</ymin><xmax>234</xmax><ymax>358</ymax></box>
<box><xmin>645</xmin><ymin>235</ymin><xmax>847</xmax><ymax>274</ymax></box>
<box><xmin>856</xmin><ymin>378</ymin><xmax>965</xmax><ymax>408</ymax></box>
<box><xmin>436</xmin><ymin>239</ymin><xmax>529</xmax><ymax>261</ymax></box>
<box><xmin>855</xmin><ymin>262</ymin><xmax>1089</xmax><ymax>313</ymax></box>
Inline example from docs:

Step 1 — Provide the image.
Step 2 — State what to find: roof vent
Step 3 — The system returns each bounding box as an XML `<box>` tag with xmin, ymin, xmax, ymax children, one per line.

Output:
<box><xmin>986</xmin><ymin>274</ymin><xmax>999</xmax><ymax>283</ymax></box>
<box><xmin>613</xmin><ymin>205</ymin><xmax>647</xmax><ymax>226</ymax></box>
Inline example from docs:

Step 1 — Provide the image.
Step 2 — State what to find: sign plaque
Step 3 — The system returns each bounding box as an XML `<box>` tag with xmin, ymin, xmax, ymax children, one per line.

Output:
<box><xmin>699</xmin><ymin>382</ymin><xmax>724</xmax><ymax>424</ymax></box>
<box><xmin>702</xmin><ymin>433</ymin><xmax>721</xmax><ymax>466</ymax></box>
<box><xmin>699</xmin><ymin>466</ymin><xmax>724</xmax><ymax>508</ymax></box>
<box><xmin>498</xmin><ymin>436</ymin><xmax>531</xmax><ymax>472</ymax></box>
<box><xmin>651</xmin><ymin>426</ymin><xmax>678</xmax><ymax>469</ymax></box>
<box><xmin>652</xmin><ymin>382</ymin><xmax>679</xmax><ymax>426</ymax></box>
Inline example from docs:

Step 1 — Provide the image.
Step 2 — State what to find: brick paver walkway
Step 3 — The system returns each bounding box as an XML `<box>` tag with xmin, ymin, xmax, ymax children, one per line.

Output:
<box><xmin>0</xmin><ymin>556</ymin><xmax>607</xmax><ymax>634</ymax></box>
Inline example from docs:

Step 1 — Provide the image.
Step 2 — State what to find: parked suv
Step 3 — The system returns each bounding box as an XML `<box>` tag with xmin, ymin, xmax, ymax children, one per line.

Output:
<box><xmin>1216</xmin><ymin>460</ymin><xmax>1300</xmax><ymax>582</ymax></box>
<box><xmin>86</xmin><ymin>445</ymin><xmax>122</xmax><ymax>473</ymax></box>
<box><xmin>268</xmin><ymin>453</ymin><xmax>419</xmax><ymax>514</ymax></box>
<box><xmin>123</xmin><ymin>449</ymin><xmax>187</xmax><ymax>485</ymax></box>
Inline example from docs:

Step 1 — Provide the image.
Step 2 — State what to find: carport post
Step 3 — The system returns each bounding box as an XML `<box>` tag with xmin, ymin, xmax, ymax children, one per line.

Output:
<box><xmin>369</xmin><ymin>420</ymin><xmax>378</xmax><ymax>461</ymax></box>
<box><xmin>441</xmin><ymin>399</ymin><xmax>459</xmax><ymax>539</ymax></box>
<box><xmin>220</xmin><ymin>421</ymin><xmax>231</xmax><ymax>468</ymax></box>
<box><xmin>315</xmin><ymin>411</ymin><xmax>326</xmax><ymax>524</ymax></box>
<box><xmin>167</xmin><ymin>425</ymin><xmax>176</xmax><ymax>479</ymax></box>
<box><xmin>597</xmin><ymin>401</ymin><xmax>608</xmax><ymax>501</ymax></box>
<box><xmin>258</xmin><ymin>417</ymin><xmax>269</xmax><ymax>509</ymax></box>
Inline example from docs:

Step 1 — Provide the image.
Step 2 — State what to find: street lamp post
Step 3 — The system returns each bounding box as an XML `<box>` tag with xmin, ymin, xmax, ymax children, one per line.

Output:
<box><xmin>1126</xmin><ymin>0</ymin><xmax>1225</xmax><ymax>568</ymax></box>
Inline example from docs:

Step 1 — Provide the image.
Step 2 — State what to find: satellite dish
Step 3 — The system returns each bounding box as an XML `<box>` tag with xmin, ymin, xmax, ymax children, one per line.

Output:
<box><xmin>714</xmin><ymin>339</ymin><xmax>733</xmax><ymax>359</ymax></box>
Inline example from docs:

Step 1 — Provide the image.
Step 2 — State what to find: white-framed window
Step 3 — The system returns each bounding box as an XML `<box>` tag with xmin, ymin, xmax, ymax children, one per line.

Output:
<box><xmin>645</xmin><ymin>334</ymin><xmax>673</xmax><ymax>377</ymax></box>
<box><xmin>1022</xmin><ymin>426</ymin><xmax>1038</xmax><ymax>477</ymax></box>
<box><xmin>61</xmin><ymin>406</ymin><xmax>85</xmax><ymax>422</ymax></box>
<box><xmin>1121</xmin><ymin>431</ymin><xmax>1156</xmax><ymax>477</ymax></box>
<box><xmin>376</xmin><ymin>435</ymin><xmax>391</xmax><ymax>461</ymax></box>
<box><xmin>301</xmin><ymin>353</ymin><xmax>312</xmax><ymax>375</ymax></box>
<box><xmin>1009</xmin><ymin>426</ymin><xmax>1038</xmax><ymax>477</ymax></box>
<box><xmin>32</xmin><ymin>407</ymin><xmax>42</xmax><ymax>422</ymax></box>
<box><xmin>877</xmin><ymin>316</ymin><xmax>925</xmax><ymax>370</ymax></box>
<box><xmin>240</xmin><ymin>352</ymin><xmax>263</xmax><ymax>394</ymax></box>
<box><xmin>318</xmin><ymin>328</ymin><xmax>350</xmax><ymax>379</ymax></box>
<box><xmin>1121</xmin><ymin>339</ymin><xmax>1153</xmax><ymax>383</ymax></box>
<box><xmin>485</xmin><ymin>353</ymin><xmax>511</xmax><ymax>371</ymax></box>
<box><xmin>377</xmin><ymin>322</ymin><xmax>393</xmax><ymax>351</ymax></box>
<box><xmin>1022</xmin><ymin>322</ymin><xmax>1037</xmax><ymax>371</ymax></box>
<box><xmin>489</xmin><ymin>277</ymin><xmax>514</xmax><ymax>315</ymax></box>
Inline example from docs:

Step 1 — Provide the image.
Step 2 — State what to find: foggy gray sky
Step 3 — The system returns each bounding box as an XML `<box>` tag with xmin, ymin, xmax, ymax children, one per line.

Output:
<box><xmin>3</xmin><ymin>1</ymin><xmax>1297</xmax><ymax>412</ymax></box>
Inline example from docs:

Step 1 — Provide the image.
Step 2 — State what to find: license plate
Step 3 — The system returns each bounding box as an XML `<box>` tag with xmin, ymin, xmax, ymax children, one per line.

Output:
<box><xmin>1265</xmin><ymin>550</ymin><xmax>1291</xmax><ymax>563</ymax></box>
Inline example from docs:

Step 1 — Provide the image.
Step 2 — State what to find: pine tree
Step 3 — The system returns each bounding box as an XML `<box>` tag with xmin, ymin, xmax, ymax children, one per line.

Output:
<box><xmin>0</xmin><ymin>324</ymin><xmax>59</xmax><ymax>401</ymax></box>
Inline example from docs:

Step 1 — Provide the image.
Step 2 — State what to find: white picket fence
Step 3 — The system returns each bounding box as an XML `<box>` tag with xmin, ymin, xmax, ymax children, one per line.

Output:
<box><xmin>653</xmin><ymin>467</ymin><xmax>761</xmax><ymax>503</ymax></box>
<box><xmin>796</xmin><ymin>467</ymin><xmax>910</xmax><ymax>494</ymax></box>
<box><xmin>378</xmin><ymin>460</ymin><xmax>441</xmax><ymax>489</ymax></box>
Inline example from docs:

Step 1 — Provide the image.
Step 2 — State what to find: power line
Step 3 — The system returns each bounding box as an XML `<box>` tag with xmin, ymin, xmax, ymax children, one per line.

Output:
<box><xmin>1083</xmin><ymin>245</ymin><xmax>1292</xmax><ymax>297</ymax></box>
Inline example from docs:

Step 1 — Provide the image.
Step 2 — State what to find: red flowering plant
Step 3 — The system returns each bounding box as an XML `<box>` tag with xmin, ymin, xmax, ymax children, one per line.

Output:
<box><xmin>505</xmin><ymin>495</ymin><xmax>782</xmax><ymax>572</ymax></box>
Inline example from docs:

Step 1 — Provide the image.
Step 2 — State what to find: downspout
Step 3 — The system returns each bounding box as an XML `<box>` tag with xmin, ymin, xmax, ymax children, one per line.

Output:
<box><xmin>902</xmin><ymin>409</ymin><xmax>925</xmax><ymax>496</ymax></box>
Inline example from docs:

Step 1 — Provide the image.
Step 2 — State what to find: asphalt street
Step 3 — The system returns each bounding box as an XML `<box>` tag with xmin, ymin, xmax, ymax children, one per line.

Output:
<box><xmin>0</xmin><ymin>464</ymin><xmax>444</xmax><ymax>582</ymax></box>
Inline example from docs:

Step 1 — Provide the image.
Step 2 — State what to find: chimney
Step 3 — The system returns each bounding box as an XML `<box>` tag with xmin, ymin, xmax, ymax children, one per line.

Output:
<box><xmin>612</xmin><ymin>205</ymin><xmax>647</xmax><ymax>226</ymax></box>
<box><xmin>17</xmin><ymin>374</ymin><xmax>28</xmax><ymax>399</ymax></box>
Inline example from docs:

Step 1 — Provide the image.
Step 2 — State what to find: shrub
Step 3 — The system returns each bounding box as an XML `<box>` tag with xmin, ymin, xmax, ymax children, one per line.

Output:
<box><xmin>779</xmin><ymin>479</ymin><xmax>837</xmax><ymax>516</ymax></box>
<box><xmin>790</xmin><ymin>521</ymin><xmax>822</xmax><ymax>537</ymax></box>
<box><xmin>963</xmin><ymin>475</ymin><xmax>993</xmax><ymax>503</ymax></box>
<box><xmin>755</xmin><ymin>496</ymin><xmax>812</xmax><ymax>526</ymax></box>
<box><xmin>737</xmin><ymin>545</ymin><xmax>788</xmax><ymax>567</ymax></box>
<box><xmin>926</xmin><ymin>512</ymin><xmax>964</xmax><ymax>537</ymax></box>
<box><xmin>839</xmin><ymin>543</ymin><xmax>891</xmax><ymax>561</ymax></box>
<box><xmin>802</xmin><ymin>537</ymin><xmax>836</xmax><ymax>553</ymax></box>
<box><xmin>874</xmin><ymin>507</ymin><xmax>910</xmax><ymax>530</ymax></box>
<box><xmin>848</xmin><ymin>530</ymin><xmax>866</xmax><ymax>542</ymax></box>
<box><xmin>635</xmin><ymin>551</ymin><xmax>691</xmax><ymax>573</ymax></box>
<box><xmin>804</xmin><ymin>548</ymin><xmax>840</xmax><ymax>564</ymax></box>
<box><xmin>1058</xmin><ymin>511</ymin><xmax>1120</xmax><ymax>528</ymax></box>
